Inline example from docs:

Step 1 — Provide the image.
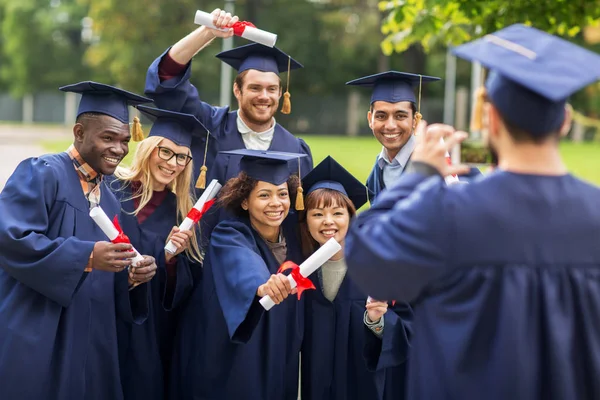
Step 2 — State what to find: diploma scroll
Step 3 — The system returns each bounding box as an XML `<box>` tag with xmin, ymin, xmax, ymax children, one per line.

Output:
<box><xmin>164</xmin><ymin>179</ymin><xmax>222</xmax><ymax>254</ymax></box>
<box><xmin>89</xmin><ymin>206</ymin><xmax>145</xmax><ymax>267</ymax></box>
<box><xmin>260</xmin><ymin>238</ymin><xmax>342</xmax><ymax>311</ymax></box>
<box><xmin>194</xmin><ymin>10</ymin><xmax>277</xmax><ymax>48</ymax></box>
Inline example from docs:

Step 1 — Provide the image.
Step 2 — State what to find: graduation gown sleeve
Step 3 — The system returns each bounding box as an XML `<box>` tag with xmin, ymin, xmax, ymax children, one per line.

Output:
<box><xmin>345</xmin><ymin>170</ymin><xmax>452</xmax><ymax>302</ymax></box>
<box><xmin>114</xmin><ymin>269</ymin><xmax>149</xmax><ymax>325</ymax></box>
<box><xmin>208</xmin><ymin>221</ymin><xmax>271</xmax><ymax>342</ymax></box>
<box><xmin>144</xmin><ymin>47</ymin><xmax>229</xmax><ymax>131</ymax></box>
<box><xmin>0</xmin><ymin>157</ymin><xmax>94</xmax><ymax>308</ymax></box>
<box><xmin>366</xmin><ymin>157</ymin><xmax>384</xmax><ymax>204</ymax></box>
<box><xmin>364</xmin><ymin>302</ymin><xmax>413</xmax><ymax>372</ymax></box>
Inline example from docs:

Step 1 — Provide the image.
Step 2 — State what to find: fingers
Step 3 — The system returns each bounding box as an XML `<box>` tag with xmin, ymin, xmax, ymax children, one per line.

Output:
<box><xmin>129</xmin><ymin>266</ymin><xmax>156</xmax><ymax>283</ymax></box>
<box><xmin>167</xmin><ymin>226</ymin><xmax>179</xmax><ymax>241</ymax></box>
<box><xmin>414</xmin><ymin>119</ymin><xmax>428</xmax><ymax>136</ymax></box>
<box><xmin>137</xmin><ymin>255</ymin><xmax>156</xmax><ymax>268</ymax></box>
<box><xmin>443</xmin><ymin>130</ymin><xmax>469</xmax><ymax>151</ymax></box>
<box><xmin>263</xmin><ymin>274</ymin><xmax>292</xmax><ymax>304</ymax></box>
<box><xmin>448</xmin><ymin>165</ymin><xmax>471</xmax><ymax>176</ymax></box>
<box><xmin>111</xmin><ymin>243</ymin><xmax>133</xmax><ymax>252</ymax></box>
<box><xmin>213</xmin><ymin>8</ymin><xmax>235</xmax><ymax>29</ymax></box>
<box><xmin>366</xmin><ymin>301</ymin><xmax>388</xmax><ymax>309</ymax></box>
<box><xmin>170</xmin><ymin>232</ymin><xmax>191</xmax><ymax>247</ymax></box>
<box><xmin>275</xmin><ymin>273</ymin><xmax>292</xmax><ymax>293</ymax></box>
<box><xmin>366</xmin><ymin>304</ymin><xmax>388</xmax><ymax>313</ymax></box>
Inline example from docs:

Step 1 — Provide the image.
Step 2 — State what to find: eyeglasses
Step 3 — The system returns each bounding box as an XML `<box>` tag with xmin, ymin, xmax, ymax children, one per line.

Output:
<box><xmin>156</xmin><ymin>146</ymin><xmax>193</xmax><ymax>167</ymax></box>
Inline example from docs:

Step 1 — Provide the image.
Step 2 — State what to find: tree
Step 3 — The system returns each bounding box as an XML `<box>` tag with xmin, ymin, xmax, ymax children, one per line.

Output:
<box><xmin>379</xmin><ymin>0</ymin><xmax>600</xmax><ymax>55</ymax></box>
<box><xmin>0</xmin><ymin>0</ymin><xmax>91</xmax><ymax>96</ymax></box>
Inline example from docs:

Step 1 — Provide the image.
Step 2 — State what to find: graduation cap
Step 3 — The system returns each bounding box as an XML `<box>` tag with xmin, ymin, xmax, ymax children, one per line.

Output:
<box><xmin>452</xmin><ymin>24</ymin><xmax>600</xmax><ymax>136</ymax></box>
<box><xmin>302</xmin><ymin>156</ymin><xmax>370</xmax><ymax>210</ymax></box>
<box><xmin>59</xmin><ymin>81</ymin><xmax>152</xmax><ymax>124</ymax></box>
<box><xmin>216</xmin><ymin>43</ymin><xmax>303</xmax><ymax>115</ymax></box>
<box><xmin>136</xmin><ymin>105</ymin><xmax>212</xmax><ymax>188</ymax></box>
<box><xmin>219</xmin><ymin>149</ymin><xmax>308</xmax><ymax>210</ymax></box>
<box><xmin>60</xmin><ymin>81</ymin><xmax>153</xmax><ymax>144</ymax></box>
<box><xmin>346</xmin><ymin>71</ymin><xmax>441</xmax><ymax>127</ymax></box>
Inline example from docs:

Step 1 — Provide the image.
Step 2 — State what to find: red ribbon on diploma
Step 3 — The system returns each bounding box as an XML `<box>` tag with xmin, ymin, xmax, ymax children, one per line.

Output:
<box><xmin>277</xmin><ymin>261</ymin><xmax>316</xmax><ymax>300</ymax></box>
<box><xmin>112</xmin><ymin>216</ymin><xmax>132</xmax><ymax>244</ymax></box>
<box><xmin>186</xmin><ymin>198</ymin><xmax>216</xmax><ymax>224</ymax></box>
<box><xmin>232</xmin><ymin>21</ymin><xmax>256</xmax><ymax>37</ymax></box>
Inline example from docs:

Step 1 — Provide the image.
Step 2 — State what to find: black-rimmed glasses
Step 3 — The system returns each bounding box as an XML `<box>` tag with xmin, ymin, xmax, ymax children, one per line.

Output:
<box><xmin>157</xmin><ymin>146</ymin><xmax>193</xmax><ymax>167</ymax></box>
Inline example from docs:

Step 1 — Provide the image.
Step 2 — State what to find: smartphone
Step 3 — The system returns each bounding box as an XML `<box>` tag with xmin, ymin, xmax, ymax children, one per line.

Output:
<box><xmin>452</xmin><ymin>139</ymin><xmax>497</xmax><ymax>166</ymax></box>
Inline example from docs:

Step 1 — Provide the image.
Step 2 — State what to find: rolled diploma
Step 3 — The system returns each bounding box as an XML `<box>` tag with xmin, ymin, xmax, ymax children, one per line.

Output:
<box><xmin>164</xmin><ymin>179</ymin><xmax>222</xmax><ymax>254</ymax></box>
<box><xmin>194</xmin><ymin>10</ymin><xmax>277</xmax><ymax>48</ymax></box>
<box><xmin>260</xmin><ymin>238</ymin><xmax>342</xmax><ymax>311</ymax></box>
<box><xmin>89</xmin><ymin>207</ymin><xmax>145</xmax><ymax>267</ymax></box>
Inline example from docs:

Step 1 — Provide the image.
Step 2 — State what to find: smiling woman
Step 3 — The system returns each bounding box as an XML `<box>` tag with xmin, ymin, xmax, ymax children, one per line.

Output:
<box><xmin>298</xmin><ymin>156</ymin><xmax>412</xmax><ymax>400</ymax></box>
<box><xmin>170</xmin><ymin>149</ymin><xmax>308</xmax><ymax>400</ymax></box>
<box><xmin>107</xmin><ymin>105</ymin><xmax>209</xmax><ymax>400</ymax></box>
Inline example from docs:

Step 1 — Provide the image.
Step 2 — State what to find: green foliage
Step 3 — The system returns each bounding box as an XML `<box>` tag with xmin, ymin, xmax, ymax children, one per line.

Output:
<box><xmin>379</xmin><ymin>0</ymin><xmax>600</xmax><ymax>55</ymax></box>
<box><xmin>0</xmin><ymin>0</ymin><xmax>91</xmax><ymax>96</ymax></box>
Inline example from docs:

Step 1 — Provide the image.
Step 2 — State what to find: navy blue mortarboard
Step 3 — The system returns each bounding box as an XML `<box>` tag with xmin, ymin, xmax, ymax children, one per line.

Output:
<box><xmin>219</xmin><ymin>149</ymin><xmax>307</xmax><ymax>186</ymax></box>
<box><xmin>217</xmin><ymin>44</ymin><xmax>303</xmax><ymax>114</ymax></box>
<box><xmin>346</xmin><ymin>71</ymin><xmax>440</xmax><ymax>105</ymax></box>
<box><xmin>136</xmin><ymin>106</ymin><xmax>208</xmax><ymax>148</ymax></box>
<box><xmin>452</xmin><ymin>24</ymin><xmax>600</xmax><ymax>136</ymax></box>
<box><xmin>59</xmin><ymin>81</ymin><xmax>152</xmax><ymax>124</ymax></box>
<box><xmin>302</xmin><ymin>156</ymin><xmax>370</xmax><ymax>209</ymax></box>
<box><xmin>216</xmin><ymin>43</ymin><xmax>303</xmax><ymax>74</ymax></box>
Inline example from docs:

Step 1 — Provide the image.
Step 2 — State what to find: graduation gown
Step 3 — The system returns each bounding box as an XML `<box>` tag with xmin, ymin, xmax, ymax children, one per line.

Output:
<box><xmin>301</xmin><ymin>264</ymin><xmax>412</xmax><ymax>400</ymax></box>
<box><xmin>0</xmin><ymin>153</ymin><xmax>148</xmax><ymax>400</ymax></box>
<box><xmin>346</xmin><ymin>169</ymin><xmax>600</xmax><ymax>400</ymax></box>
<box><xmin>363</xmin><ymin>303</ymin><xmax>413</xmax><ymax>400</ymax></box>
<box><xmin>144</xmin><ymin>48</ymin><xmax>313</xmax><ymax>191</ymax></box>
<box><xmin>107</xmin><ymin>177</ymin><xmax>195</xmax><ymax>400</ymax></box>
<box><xmin>171</xmin><ymin>215</ymin><xmax>304</xmax><ymax>400</ymax></box>
<box><xmin>366</xmin><ymin>153</ymin><xmax>482</xmax><ymax>203</ymax></box>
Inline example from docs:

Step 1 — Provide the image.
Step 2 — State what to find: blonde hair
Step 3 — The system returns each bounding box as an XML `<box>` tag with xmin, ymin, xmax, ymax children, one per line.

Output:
<box><xmin>115</xmin><ymin>136</ymin><xmax>203</xmax><ymax>263</ymax></box>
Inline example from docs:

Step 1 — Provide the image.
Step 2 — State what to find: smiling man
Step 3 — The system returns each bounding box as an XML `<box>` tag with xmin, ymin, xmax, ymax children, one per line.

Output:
<box><xmin>145</xmin><ymin>8</ymin><xmax>313</xmax><ymax>190</ymax></box>
<box><xmin>0</xmin><ymin>82</ymin><xmax>158</xmax><ymax>400</ymax></box>
<box><xmin>346</xmin><ymin>71</ymin><xmax>440</xmax><ymax>202</ymax></box>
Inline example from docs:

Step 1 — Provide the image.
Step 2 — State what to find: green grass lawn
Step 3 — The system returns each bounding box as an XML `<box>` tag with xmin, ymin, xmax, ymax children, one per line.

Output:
<box><xmin>42</xmin><ymin>136</ymin><xmax>600</xmax><ymax>184</ymax></box>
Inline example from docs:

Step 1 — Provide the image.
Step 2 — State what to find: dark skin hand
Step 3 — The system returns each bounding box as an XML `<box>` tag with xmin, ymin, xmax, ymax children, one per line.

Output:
<box><xmin>128</xmin><ymin>256</ymin><xmax>157</xmax><ymax>286</ymax></box>
<box><xmin>92</xmin><ymin>242</ymin><xmax>136</xmax><ymax>272</ymax></box>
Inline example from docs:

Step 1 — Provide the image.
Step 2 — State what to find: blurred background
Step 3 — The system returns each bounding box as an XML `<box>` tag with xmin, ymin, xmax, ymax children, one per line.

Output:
<box><xmin>1</xmin><ymin>0</ymin><xmax>600</xmax><ymax>189</ymax></box>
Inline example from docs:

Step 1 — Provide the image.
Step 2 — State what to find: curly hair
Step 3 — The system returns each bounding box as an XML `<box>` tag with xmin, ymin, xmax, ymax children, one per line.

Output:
<box><xmin>218</xmin><ymin>172</ymin><xmax>300</xmax><ymax>217</ymax></box>
<box><xmin>298</xmin><ymin>188</ymin><xmax>356</xmax><ymax>258</ymax></box>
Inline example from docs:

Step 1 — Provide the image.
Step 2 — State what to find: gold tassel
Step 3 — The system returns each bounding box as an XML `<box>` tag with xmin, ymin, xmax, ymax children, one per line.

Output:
<box><xmin>295</xmin><ymin>186</ymin><xmax>304</xmax><ymax>211</ymax></box>
<box><xmin>413</xmin><ymin>75</ymin><xmax>423</xmax><ymax>133</ymax></box>
<box><xmin>195</xmin><ymin>165</ymin><xmax>207</xmax><ymax>189</ymax></box>
<box><xmin>470</xmin><ymin>86</ymin><xmax>487</xmax><ymax>131</ymax></box>
<box><xmin>131</xmin><ymin>116</ymin><xmax>144</xmax><ymax>142</ymax></box>
<box><xmin>295</xmin><ymin>156</ymin><xmax>304</xmax><ymax>210</ymax></box>
<box><xmin>280</xmin><ymin>56</ymin><xmax>292</xmax><ymax>115</ymax></box>
<box><xmin>414</xmin><ymin>111</ymin><xmax>423</xmax><ymax>129</ymax></box>
<box><xmin>281</xmin><ymin>92</ymin><xmax>291</xmax><ymax>115</ymax></box>
<box><xmin>195</xmin><ymin>130</ymin><xmax>211</xmax><ymax>190</ymax></box>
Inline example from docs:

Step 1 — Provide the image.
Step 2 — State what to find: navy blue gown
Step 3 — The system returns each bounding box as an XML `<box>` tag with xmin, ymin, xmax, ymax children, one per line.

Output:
<box><xmin>171</xmin><ymin>215</ymin><xmax>304</xmax><ymax>400</ymax></box>
<box><xmin>0</xmin><ymin>153</ymin><xmax>148</xmax><ymax>400</ymax></box>
<box><xmin>107</xmin><ymin>178</ymin><xmax>196</xmax><ymax>400</ymax></box>
<box><xmin>347</xmin><ymin>169</ymin><xmax>600</xmax><ymax>399</ymax></box>
<box><xmin>302</xmin><ymin>266</ymin><xmax>411</xmax><ymax>400</ymax></box>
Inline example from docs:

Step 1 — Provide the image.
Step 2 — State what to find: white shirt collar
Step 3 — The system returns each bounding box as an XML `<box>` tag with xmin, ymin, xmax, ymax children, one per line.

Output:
<box><xmin>236</xmin><ymin>111</ymin><xmax>276</xmax><ymax>135</ymax></box>
<box><xmin>377</xmin><ymin>134</ymin><xmax>416</xmax><ymax>170</ymax></box>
